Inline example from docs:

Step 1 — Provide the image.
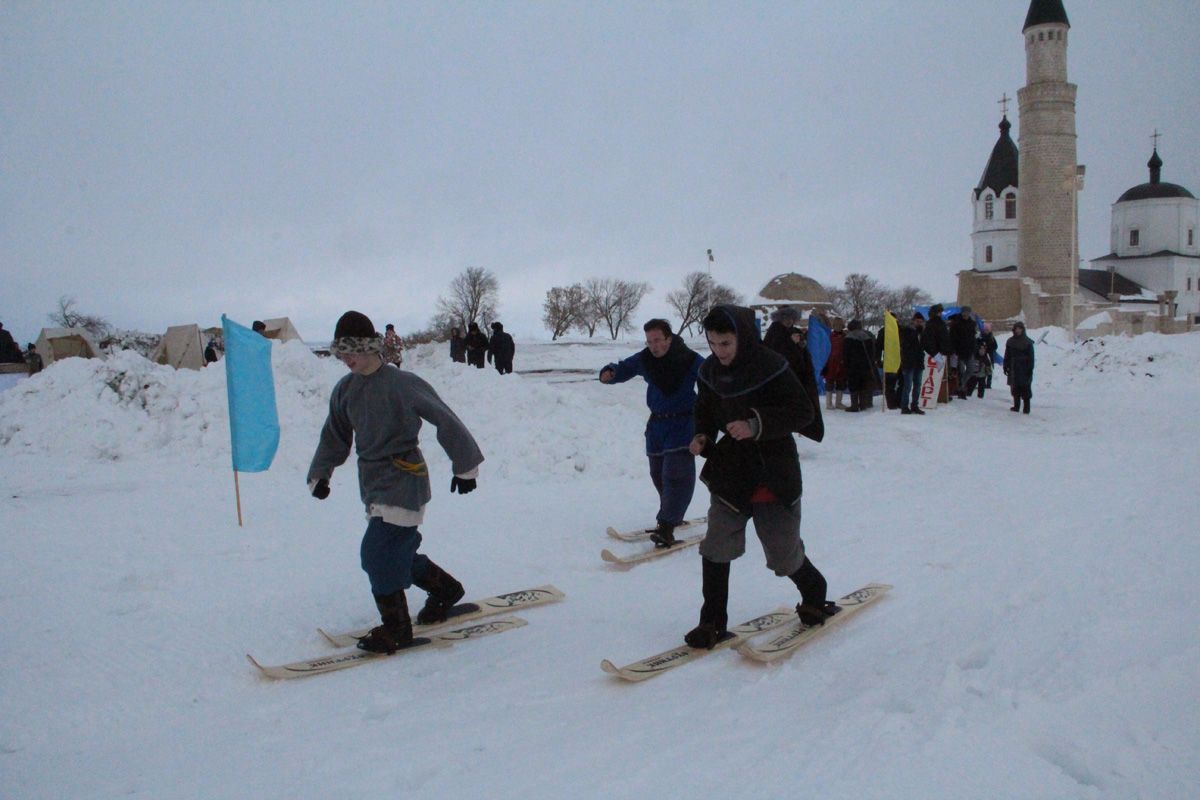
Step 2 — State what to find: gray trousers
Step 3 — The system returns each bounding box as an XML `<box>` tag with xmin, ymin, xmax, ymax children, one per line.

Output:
<box><xmin>699</xmin><ymin>498</ymin><xmax>806</xmax><ymax>577</ymax></box>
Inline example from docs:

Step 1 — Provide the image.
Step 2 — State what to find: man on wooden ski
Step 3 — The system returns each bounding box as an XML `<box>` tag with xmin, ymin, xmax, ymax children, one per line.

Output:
<box><xmin>599</xmin><ymin>319</ymin><xmax>704</xmax><ymax>548</ymax></box>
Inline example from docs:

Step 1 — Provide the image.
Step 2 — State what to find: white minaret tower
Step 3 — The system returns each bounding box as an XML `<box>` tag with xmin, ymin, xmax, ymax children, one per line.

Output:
<box><xmin>1017</xmin><ymin>0</ymin><xmax>1077</xmax><ymax>324</ymax></box>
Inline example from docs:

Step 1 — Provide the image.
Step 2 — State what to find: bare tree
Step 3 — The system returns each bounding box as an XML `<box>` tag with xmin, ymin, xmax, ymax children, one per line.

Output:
<box><xmin>666</xmin><ymin>271</ymin><xmax>744</xmax><ymax>334</ymax></box>
<box><xmin>542</xmin><ymin>284</ymin><xmax>584</xmax><ymax>340</ymax></box>
<box><xmin>825</xmin><ymin>275</ymin><xmax>934</xmax><ymax>328</ymax></box>
<box><xmin>825</xmin><ymin>273</ymin><xmax>887</xmax><ymax>327</ymax></box>
<box><xmin>582</xmin><ymin>278</ymin><xmax>650</xmax><ymax>340</ymax></box>
<box><xmin>434</xmin><ymin>267</ymin><xmax>499</xmax><ymax>331</ymax></box>
<box><xmin>48</xmin><ymin>295</ymin><xmax>111</xmax><ymax>339</ymax></box>
<box><xmin>574</xmin><ymin>278</ymin><xmax>605</xmax><ymax>337</ymax></box>
<box><xmin>880</xmin><ymin>285</ymin><xmax>933</xmax><ymax>320</ymax></box>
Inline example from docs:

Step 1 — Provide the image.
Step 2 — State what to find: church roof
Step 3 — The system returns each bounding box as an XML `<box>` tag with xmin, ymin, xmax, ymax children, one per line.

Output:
<box><xmin>756</xmin><ymin>273</ymin><xmax>831</xmax><ymax>304</ymax></box>
<box><xmin>975</xmin><ymin>116</ymin><xmax>1019</xmax><ymax>199</ymax></box>
<box><xmin>1023</xmin><ymin>0</ymin><xmax>1070</xmax><ymax>32</ymax></box>
<box><xmin>1117</xmin><ymin>149</ymin><xmax>1195</xmax><ymax>202</ymax></box>
<box><xmin>1077</xmin><ymin>268</ymin><xmax>1147</xmax><ymax>299</ymax></box>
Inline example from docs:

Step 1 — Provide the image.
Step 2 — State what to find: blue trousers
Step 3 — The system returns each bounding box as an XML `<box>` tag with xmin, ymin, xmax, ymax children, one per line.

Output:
<box><xmin>648</xmin><ymin>449</ymin><xmax>696</xmax><ymax>526</ymax></box>
<box><xmin>901</xmin><ymin>367</ymin><xmax>922</xmax><ymax>409</ymax></box>
<box><xmin>360</xmin><ymin>517</ymin><xmax>431</xmax><ymax>595</ymax></box>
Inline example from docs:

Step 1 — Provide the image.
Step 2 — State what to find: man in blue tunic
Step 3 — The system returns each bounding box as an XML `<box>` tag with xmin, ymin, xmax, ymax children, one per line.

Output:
<box><xmin>599</xmin><ymin>319</ymin><xmax>704</xmax><ymax>548</ymax></box>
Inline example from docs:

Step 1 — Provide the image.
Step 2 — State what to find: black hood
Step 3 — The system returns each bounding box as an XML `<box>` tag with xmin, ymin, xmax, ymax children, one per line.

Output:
<box><xmin>698</xmin><ymin>305</ymin><xmax>789</xmax><ymax>398</ymax></box>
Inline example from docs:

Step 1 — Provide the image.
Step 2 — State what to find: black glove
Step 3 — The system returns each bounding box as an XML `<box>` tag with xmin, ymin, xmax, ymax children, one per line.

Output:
<box><xmin>311</xmin><ymin>478</ymin><xmax>330</xmax><ymax>500</ymax></box>
<box><xmin>450</xmin><ymin>476</ymin><xmax>477</xmax><ymax>495</ymax></box>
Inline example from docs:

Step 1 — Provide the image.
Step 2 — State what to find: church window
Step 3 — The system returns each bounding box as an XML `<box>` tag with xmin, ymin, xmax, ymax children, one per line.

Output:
<box><xmin>1005</xmin><ymin>192</ymin><xmax>1016</xmax><ymax>219</ymax></box>
<box><xmin>1129</xmin><ymin>229</ymin><xmax>1140</xmax><ymax>247</ymax></box>
<box><xmin>985</xmin><ymin>246</ymin><xmax>993</xmax><ymax>263</ymax></box>
<box><xmin>1038</xmin><ymin>32</ymin><xmax>1044</xmax><ymax>41</ymax></box>
<box><xmin>984</xmin><ymin>195</ymin><xmax>994</xmax><ymax>219</ymax></box>
<box><xmin>1189</xmin><ymin>228</ymin><xmax>1195</xmax><ymax>246</ymax></box>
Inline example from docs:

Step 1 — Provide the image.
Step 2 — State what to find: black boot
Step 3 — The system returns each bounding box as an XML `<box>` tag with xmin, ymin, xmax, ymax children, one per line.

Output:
<box><xmin>649</xmin><ymin>522</ymin><xmax>676</xmax><ymax>549</ymax></box>
<box><xmin>1022</xmin><ymin>397</ymin><xmax>1030</xmax><ymax>414</ymax></box>
<box><xmin>412</xmin><ymin>560</ymin><xmax>466</xmax><ymax>625</ymax></box>
<box><xmin>790</xmin><ymin>558</ymin><xmax>837</xmax><ymax>626</ymax></box>
<box><xmin>357</xmin><ymin>590</ymin><xmax>414</xmax><ymax>654</ymax></box>
<box><xmin>684</xmin><ymin>558</ymin><xmax>730</xmax><ymax>649</ymax></box>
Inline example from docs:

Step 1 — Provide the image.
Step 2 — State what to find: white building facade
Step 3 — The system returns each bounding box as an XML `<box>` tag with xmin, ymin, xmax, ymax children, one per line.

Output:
<box><xmin>1089</xmin><ymin>150</ymin><xmax>1200</xmax><ymax>319</ymax></box>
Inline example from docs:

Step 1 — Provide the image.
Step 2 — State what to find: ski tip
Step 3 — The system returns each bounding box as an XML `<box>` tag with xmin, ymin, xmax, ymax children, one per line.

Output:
<box><xmin>600</xmin><ymin>549</ymin><xmax>621</xmax><ymax>563</ymax></box>
<box><xmin>599</xmin><ymin>659</ymin><xmax>620</xmax><ymax>675</ymax></box>
<box><xmin>316</xmin><ymin>628</ymin><xmax>340</xmax><ymax>646</ymax></box>
<box><xmin>246</xmin><ymin>654</ymin><xmax>266</xmax><ymax>672</ymax></box>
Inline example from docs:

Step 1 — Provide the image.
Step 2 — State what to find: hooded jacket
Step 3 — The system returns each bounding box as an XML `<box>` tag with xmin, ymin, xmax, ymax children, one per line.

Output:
<box><xmin>695</xmin><ymin>306</ymin><xmax>813</xmax><ymax>513</ymax></box>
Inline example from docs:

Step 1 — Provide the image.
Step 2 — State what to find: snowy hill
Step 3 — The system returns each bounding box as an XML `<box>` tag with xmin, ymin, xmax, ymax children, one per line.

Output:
<box><xmin>1</xmin><ymin>331</ymin><xmax>1197</xmax><ymax>799</ymax></box>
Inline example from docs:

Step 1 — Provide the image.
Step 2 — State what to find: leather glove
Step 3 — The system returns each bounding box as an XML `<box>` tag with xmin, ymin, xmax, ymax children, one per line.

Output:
<box><xmin>311</xmin><ymin>478</ymin><xmax>330</xmax><ymax>500</ymax></box>
<box><xmin>450</xmin><ymin>476</ymin><xmax>477</xmax><ymax>495</ymax></box>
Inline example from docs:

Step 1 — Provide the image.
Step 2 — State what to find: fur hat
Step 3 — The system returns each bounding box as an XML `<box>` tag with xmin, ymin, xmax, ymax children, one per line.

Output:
<box><xmin>912</xmin><ymin>311</ymin><xmax>926</xmax><ymax>321</ymax></box>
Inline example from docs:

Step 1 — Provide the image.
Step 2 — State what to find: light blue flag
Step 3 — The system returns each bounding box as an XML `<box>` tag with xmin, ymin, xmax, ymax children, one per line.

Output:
<box><xmin>807</xmin><ymin>315</ymin><xmax>831</xmax><ymax>395</ymax></box>
<box><xmin>222</xmin><ymin>315</ymin><xmax>279</xmax><ymax>472</ymax></box>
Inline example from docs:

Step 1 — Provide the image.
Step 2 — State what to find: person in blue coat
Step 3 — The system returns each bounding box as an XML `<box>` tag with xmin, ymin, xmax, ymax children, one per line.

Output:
<box><xmin>599</xmin><ymin>319</ymin><xmax>704</xmax><ymax>548</ymax></box>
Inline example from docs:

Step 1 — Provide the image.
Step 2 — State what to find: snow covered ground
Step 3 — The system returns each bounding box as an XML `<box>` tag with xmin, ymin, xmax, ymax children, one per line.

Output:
<box><xmin>1</xmin><ymin>330</ymin><xmax>1197</xmax><ymax>799</ymax></box>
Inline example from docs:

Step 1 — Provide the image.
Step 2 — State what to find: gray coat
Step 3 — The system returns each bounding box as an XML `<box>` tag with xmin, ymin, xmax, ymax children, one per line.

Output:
<box><xmin>308</xmin><ymin>365</ymin><xmax>484</xmax><ymax>512</ymax></box>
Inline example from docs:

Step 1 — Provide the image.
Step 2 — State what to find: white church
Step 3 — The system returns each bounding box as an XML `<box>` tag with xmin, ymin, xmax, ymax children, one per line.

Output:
<box><xmin>956</xmin><ymin>0</ymin><xmax>1199</xmax><ymax>335</ymax></box>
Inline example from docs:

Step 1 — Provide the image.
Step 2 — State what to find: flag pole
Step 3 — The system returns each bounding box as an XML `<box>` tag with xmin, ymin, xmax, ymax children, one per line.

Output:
<box><xmin>234</xmin><ymin>470</ymin><xmax>244</xmax><ymax>527</ymax></box>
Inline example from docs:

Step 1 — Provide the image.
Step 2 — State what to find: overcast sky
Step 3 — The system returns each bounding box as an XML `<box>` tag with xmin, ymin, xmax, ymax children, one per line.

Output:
<box><xmin>3</xmin><ymin>1</ymin><xmax>1198</xmax><ymax>343</ymax></box>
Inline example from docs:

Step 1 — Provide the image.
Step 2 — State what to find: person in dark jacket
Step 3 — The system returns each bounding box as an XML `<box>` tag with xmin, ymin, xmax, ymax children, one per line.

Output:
<box><xmin>820</xmin><ymin>317</ymin><xmax>848</xmax><ymax>409</ymax></box>
<box><xmin>25</xmin><ymin>343</ymin><xmax>44</xmax><ymax>374</ymax></box>
<box><xmin>899</xmin><ymin>313</ymin><xmax>926</xmax><ymax>414</ymax></box>
<box><xmin>448</xmin><ymin>327</ymin><xmax>467</xmax><ymax>363</ymax></box>
<box><xmin>486</xmin><ymin>322</ymin><xmax>516</xmax><ymax>374</ymax></box>
<box><xmin>0</xmin><ymin>322</ymin><xmax>24</xmax><ymax>364</ymax></box>
<box><xmin>921</xmin><ymin>304</ymin><xmax>952</xmax><ymax>402</ymax></box>
<box><xmin>842</xmin><ymin>319</ymin><xmax>877</xmax><ymax>412</ymax></box>
<box><xmin>1004</xmin><ymin>322</ymin><xmax>1036</xmax><ymax>414</ymax></box>
<box><xmin>921</xmin><ymin>304</ymin><xmax>951</xmax><ymax>358</ymax></box>
<box><xmin>948</xmin><ymin>307</ymin><xmax>978</xmax><ymax>399</ymax></box>
<box><xmin>684</xmin><ymin>305</ymin><xmax>833</xmax><ymax>650</ymax></box>
<box><xmin>464</xmin><ymin>323</ymin><xmax>489</xmax><ymax>368</ymax></box>
<box><xmin>600</xmin><ymin>319</ymin><xmax>704</xmax><ymax>547</ymax></box>
<box><xmin>762</xmin><ymin>306</ymin><xmax>824</xmax><ymax>444</ymax></box>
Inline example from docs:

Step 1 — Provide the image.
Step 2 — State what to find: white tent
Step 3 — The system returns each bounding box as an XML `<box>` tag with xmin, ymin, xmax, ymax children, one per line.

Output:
<box><xmin>260</xmin><ymin>317</ymin><xmax>302</xmax><ymax>343</ymax></box>
<box><xmin>149</xmin><ymin>324</ymin><xmax>206</xmax><ymax>370</ymax></box>
<box><xmin>34</xmin><ymin>328</ymin><xmax>102</xmax><ymax>366</ymax></box>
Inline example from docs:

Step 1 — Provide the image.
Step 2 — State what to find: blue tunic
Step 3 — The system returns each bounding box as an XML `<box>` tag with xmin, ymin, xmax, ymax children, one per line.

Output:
<box><xmin>602</xmin><ymin>351</ymin><xmax>704</xmax><ymax>455</ymax></box>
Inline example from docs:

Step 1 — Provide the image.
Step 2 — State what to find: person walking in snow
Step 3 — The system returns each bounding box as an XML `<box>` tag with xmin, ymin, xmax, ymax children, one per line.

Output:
<box><xmin>25</xmin><ymin>343</ymin><xmax>43</xmax><ymax>375</ymax></box>
<box><xmin>599</xmin><ymin>319</ymin><xmax>704</xmax><ymax>548</ymax></box>
<box><xmin>464</xmin><ymin>322</ymin><xmax>489</xmax><ymax>369</ymax></box>
<box><xmin>899</xmin><ymin>312</ymin><xmax>926</xmax><ymax>414</ymax></box>
<box><xmin>949</xmin><ymin>307</ymin><xmax>978</xmax><ymax>399</ymax></box>
<box><xmin>382</xmin><ymin>323</ymin><xmax>404</xmax><ymax>366</ymax></box>
<box><xmin>448</xmin><ymin>327</ymin><xmax>467</xmax><ymax>364</ymax></box>
<box><xmin>486</xmin><ymin>322</ymin><xmax>515</xmax><ymax>375</ymax></box>
<box><xmin>684</xmin><ymin>305</ymin><xmax>833</xmax><ymax>650</ymax></box>
<box><xmin>307</xmin><ymin>310</ymin><xmax>485</xmax><ymax>654</ymax></box>
<box><xmin>1004</xmin><ymin>322</ymin><xmax>1035</xmax><ymax>414</ymax></box>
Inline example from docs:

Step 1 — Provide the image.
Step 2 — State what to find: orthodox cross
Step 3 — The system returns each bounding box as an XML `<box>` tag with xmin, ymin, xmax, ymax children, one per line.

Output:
<box><xmin>997</xmin><ymin>93</ymin><xmax>1010</xmax><ymax>117</ymax></box>
<box><xmin>1151</xmin><ymin>129</ymin><xmax>1162</xmax><ymax>150</ymax></box>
